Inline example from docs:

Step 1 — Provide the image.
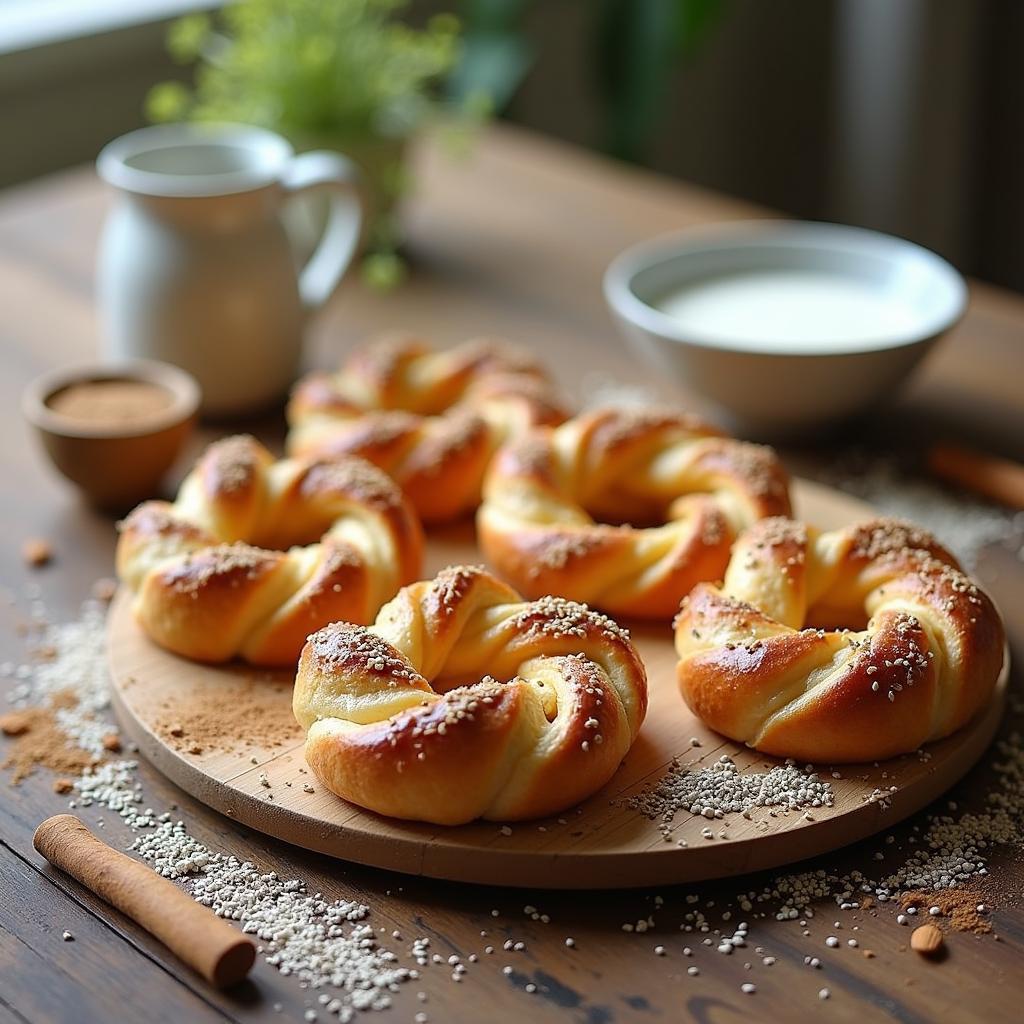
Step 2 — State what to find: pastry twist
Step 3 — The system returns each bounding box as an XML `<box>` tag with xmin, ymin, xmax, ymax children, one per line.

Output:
<box><xmin>116</xmin><ymin>435</ymin><xmax>423</xmax><ymax>665</ymax></box>
<box><xmin>292</xmin><ymin>565</ymin><xmax>648</xmax><ymax>824</ymax></box>
<box><xmin>286</xmin><ymin>334</ymin><xmax>565</xmax><ymax>522</ymax></box>
<box><xmin>478</xmin><ymin>407</ymin><xmax>792</xmax><ymax>618</ymax></box>
<box><xmin>674</xmin><ymin>517</ymin><xmax>1005</xmax><ymax>761</ymax></box>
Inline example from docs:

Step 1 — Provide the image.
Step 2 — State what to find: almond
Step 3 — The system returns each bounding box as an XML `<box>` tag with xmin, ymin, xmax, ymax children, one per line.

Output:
<box><xmin>0</xmin><ymin>711</ymin><xmax>32</xmax><ymax>736</ymax></box>
<box><xmin>22</xmin><ymin>538</ymin><xmax>52</xmax><ymax>567</ymax></box>
<box><xmin>910</xmin><ymin>924</ymin><xmax>943</xmax><ymax>956</ymax></box>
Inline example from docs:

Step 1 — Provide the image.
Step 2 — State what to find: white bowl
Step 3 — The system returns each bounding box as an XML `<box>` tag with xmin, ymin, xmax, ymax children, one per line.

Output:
<box><xmin>603</xmin><ymin>220</ymin><xmax>967</xmax><ymax>435</ymax></box>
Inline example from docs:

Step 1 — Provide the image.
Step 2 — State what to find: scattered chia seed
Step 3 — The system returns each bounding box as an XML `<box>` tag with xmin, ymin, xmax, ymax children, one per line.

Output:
<box><xmin>5</xmin><ymin>598</ymin><xmax>110</xmax><ymax>757</ymax></box>
<box><xmin>132</xmin><ymin>821</ymin><xmax>409</xmax><ymax>1019</ymax></box>
<box><xmin>627</xmin><ymin>755</ymin><xmax>834</xmax><ymax>840</ymax></box>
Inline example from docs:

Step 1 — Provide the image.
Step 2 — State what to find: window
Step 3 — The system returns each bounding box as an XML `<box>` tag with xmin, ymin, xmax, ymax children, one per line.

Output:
<box><xmin>0</xmin><ymin>0</ymin><xmax>215</xmax><ymax>56</ymax></box>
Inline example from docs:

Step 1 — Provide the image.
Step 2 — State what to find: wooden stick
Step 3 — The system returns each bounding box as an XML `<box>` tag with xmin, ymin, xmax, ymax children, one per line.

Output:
<box><xmin>33</xmin><ymin>814</ymin><xmax>255</xmax><ymax>989</ymax></box>
<box><xmin>928</xmin><ymin>442</ymin><xmax>1024</xmax><ymax>510</ymax></box>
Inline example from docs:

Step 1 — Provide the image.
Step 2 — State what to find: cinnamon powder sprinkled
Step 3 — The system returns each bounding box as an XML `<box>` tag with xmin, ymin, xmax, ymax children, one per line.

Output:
<box><xmin>2</xmin><ymin>598</ymin><xmax>115</xmax><ymax>782</ymax></box>
<box><xmin>1</xmin><ymin>700</ymin><xmax>97</xmax><ymax>783</ymax></box>
<box><xmin>900</xmin><ymin>888</ymin><xmax>993</xmax><ymax>935</ymax></box>
<box><xmin>154</xmin><ymin>677</ymin><xmax>301</xmax><ymax>756</ymax></box>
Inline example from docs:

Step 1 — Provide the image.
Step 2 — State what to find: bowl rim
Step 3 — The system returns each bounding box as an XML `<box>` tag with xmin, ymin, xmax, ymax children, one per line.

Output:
<box><xmin>22</xmin><ymin>359</ymin><xmax>201</xmax><ymax>440</ymax></box>
<box><xmin>603</xmin><ymin>219</ymin><xmax>969</xmax><ymax>357</ymax></box>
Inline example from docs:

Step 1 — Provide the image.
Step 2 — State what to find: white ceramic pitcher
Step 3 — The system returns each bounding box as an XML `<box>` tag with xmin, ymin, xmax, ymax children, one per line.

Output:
<box><xmin>96</xmin><ymin>123</ymin><xmax>363</xmax><ymax>416</ymax></box>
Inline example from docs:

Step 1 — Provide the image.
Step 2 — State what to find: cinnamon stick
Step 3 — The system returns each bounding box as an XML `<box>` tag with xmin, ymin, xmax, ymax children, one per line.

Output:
<box><xmin>927</xmin><ymin>442</ymin><xmax>1024</xmax><ymax>511</ymax></box>
<box><xmin>33</xmin><ymin>814</ymin><xmax>255</xmax><ymax>988</ymax></box>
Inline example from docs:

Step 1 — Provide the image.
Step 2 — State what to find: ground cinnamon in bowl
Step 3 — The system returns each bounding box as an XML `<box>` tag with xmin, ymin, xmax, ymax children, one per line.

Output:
<box><xmin>23</xmin><ymin>360</ymin><xmax>199</xmax><ymax>509</ymax></box>
<box><xmin>47</xmin><ymin>379</ymin><xmax>175</xmax><ymax>430</ymax></box>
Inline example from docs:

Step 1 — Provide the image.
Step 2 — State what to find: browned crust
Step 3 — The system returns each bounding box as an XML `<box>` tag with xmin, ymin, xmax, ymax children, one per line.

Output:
<box><xmin>288</xmin><ymin>372</ymin><xmax>364</xmax><ymax>418</ymax></box>
<box><xmin>135</xmin><ymin>543</ymin><xmax>286</xmax><ymax>663</ymax></box>
<box><xmin>286</xmin><ymin>337</ymin><xmax>568</xmax><ymax>523</ymax></box>
<box><xmin>198</xmin><ymin>435</ymin><xmax>270</xmax><ymax>506</ymax></box>
<box><xmin>682</xmin><ymin>438</ymin><xmax>792</xmax><ymax>519</ymax></box>
<box><xmin>674</xmin><ymin>517</ymin><xmax>1006</xmax><ymax>762</ymax></box>
<box><xmin>117</xmin><ymin>500</ymin><xmax>210</xmax><ymax>542</ymax></box>
<box><xmin>296</xmin><ymin>567</ymin><xmax>648</xmax><ymax>824</ymax></box>
<box><xmin>305</xmin><ymin>682</ymin><xmax>523</xmax><ymax>824</ymax></box>
<box><xmin>244</xmin><ymin>540</ymin><xmax>377</xmax><ymax>666</ymax></box>
<box><xmin>116</xmin><ymin>438</ymin><xmax>424</xmax><ymax>665</ymax></box>
<box><xmin>478</xmin><ymin>408</ymin><xmax>792</xmax><ymax>618</ymax></box>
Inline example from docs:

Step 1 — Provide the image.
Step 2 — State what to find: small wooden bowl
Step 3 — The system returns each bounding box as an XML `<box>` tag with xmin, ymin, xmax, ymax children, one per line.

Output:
<box><xmin>23</xmin><ymin>361</ymin><xmax>200</xmax><ymax>510</ymax></box>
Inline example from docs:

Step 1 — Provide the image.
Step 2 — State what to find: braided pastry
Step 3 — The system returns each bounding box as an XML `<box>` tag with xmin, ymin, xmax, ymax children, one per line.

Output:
<box><xmin>286</xmin><ymin>334</ymin><xmax>566</xmax><ymax>523</ymax></box>
<box><xmin>292</xmin><ymin>565</ymin><xmax>648</xmax><ymax>824</ymax></box>
<box><xmin>116</xmin><ymin>435</ymin><xmax>423</xmax><ymax>666</ymax></box>
<box><xmin>674</xmin><ymin>517</ymin><xmax>1005</xmax><ymax>762</ymax></box>
<box><xmin>477</xmin><ymin>407</ymin><xmax>792</xmax><ymax>618</ymax></box>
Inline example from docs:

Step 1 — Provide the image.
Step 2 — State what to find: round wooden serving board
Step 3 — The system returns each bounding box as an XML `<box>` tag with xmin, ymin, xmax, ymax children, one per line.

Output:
<box><xmin>108</xmin><ymin>479</ymin><xmax>1009</xmax><ymax>888</ymax></box>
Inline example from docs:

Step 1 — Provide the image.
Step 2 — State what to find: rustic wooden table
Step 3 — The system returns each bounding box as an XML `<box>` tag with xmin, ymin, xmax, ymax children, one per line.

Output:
<box><xmin>1</xmin><ymin>124</ymin><xmax>1022</xmax><ymax>1024</ymax></box>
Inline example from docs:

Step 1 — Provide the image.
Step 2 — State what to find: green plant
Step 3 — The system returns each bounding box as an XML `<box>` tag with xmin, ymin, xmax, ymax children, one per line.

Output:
<box><xmin>149</xmin><ymin>0</ymin><xmax>462</xmax><ymax>139</ymax></box>
<box><xmin>148</xmin><ymin>0</ymin><xmax>471</xmax><ymax>288</ymax></box>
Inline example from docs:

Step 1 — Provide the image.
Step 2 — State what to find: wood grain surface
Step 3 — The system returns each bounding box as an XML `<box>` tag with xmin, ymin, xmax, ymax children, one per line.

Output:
<box><xmin>1</xmin><ymin>124</ymin><xmax>1023</xmax><ymax>1023</ymax></box>
<box><xmin>107</xmin><ymin>479</ymin><xmax>1010</xmax><ymax>889</ymax></box>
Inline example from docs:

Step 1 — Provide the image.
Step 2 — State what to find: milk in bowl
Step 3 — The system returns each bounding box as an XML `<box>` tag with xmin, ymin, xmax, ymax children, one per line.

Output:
<box><xmin>604</xmin><ymin>221</ymin><xmax>967</xmax><ymax>432</ymax></box>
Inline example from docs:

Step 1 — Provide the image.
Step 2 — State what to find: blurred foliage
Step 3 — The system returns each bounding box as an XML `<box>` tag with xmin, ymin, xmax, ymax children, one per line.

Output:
<box><xmin>446</xmin><ymin>0</ymin><xmax>534</xmax><ymax>115</ymax></box>
<box><xmin>149</xmin><ymin>0</ymin><xmax>463</xmax><ymax>140</ymax></box>
<box><xmin>452</xmin><ymin>0</ymin><xmax>727</xmax><ymax>164</ymax></box>
<box><xmin>595</xmin><ymin>0</ymin><xmax>725</xmax><ymax>162</ymax></box>
<box><xmin>361</xmin><ymin>250</ymin><xmax>409</xmax><ymax>290</ymax></box>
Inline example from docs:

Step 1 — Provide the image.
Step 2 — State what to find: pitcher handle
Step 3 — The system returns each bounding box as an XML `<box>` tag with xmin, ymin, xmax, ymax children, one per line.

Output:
<box><xmin>282</xmin><ymin>150</ymin><xmax>364</xmax><ymax>314</ymax></box>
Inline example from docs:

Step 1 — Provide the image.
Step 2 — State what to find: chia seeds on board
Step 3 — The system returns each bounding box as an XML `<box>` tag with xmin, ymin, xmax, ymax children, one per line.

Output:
<box><xmin>627</xmin><ymin>755</ymin><xmax>835</xmax><ymax>843</ymax></box>
<box><xmin>3</xmin><ymin>591</ymin><xmax>1024</xmax><ymax>1014</ymax></box>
